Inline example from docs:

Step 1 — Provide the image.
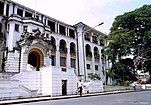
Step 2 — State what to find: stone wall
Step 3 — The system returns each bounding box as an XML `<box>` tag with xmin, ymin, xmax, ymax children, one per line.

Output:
<box><xmin>5</xmin><ymin>52</ymin><xmax>20</xmax><ymax>73</ymax></box>
<box><xmin>0</xmin><ymin>80</ymin><xmax>19</xmax><ymax>100</ymax></box>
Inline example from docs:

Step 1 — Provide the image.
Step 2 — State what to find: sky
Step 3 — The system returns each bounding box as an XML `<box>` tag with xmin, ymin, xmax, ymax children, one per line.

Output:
<box><xmin>12</xmin><ymin>0</ymin><xmax>151</xmax><ymax>34</ymax></box>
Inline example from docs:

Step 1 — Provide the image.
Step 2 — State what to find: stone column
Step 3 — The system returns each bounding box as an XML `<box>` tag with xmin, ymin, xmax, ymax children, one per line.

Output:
<box><xmin>67</xmin><ymin>42</ymin><xmax>71</xmax><ymax>68</ymax></box>
<box><xmin>56</xmin><ymin>39</ymin><xmax>60</xmax><ymax>67</ymax></box>
<box><xmin>90</xmin><ymin>32</ymin><xmax>93</xmax><ymax>42</ymax></box>
<box><xmin>65</xmin><ymin>26</ymin><xmax>68</xmax><ymax>36</ymax></box>
<box><xmin>43</xmin><ymin>16</ymin><xmax>45</xmax><ymax>24</ymax></box>
<box><xmin>8</xmin><ymin>3</ymin><xmax>13</xmax><ymax>16</ymax></box>
<box><xmin>3</xmin><ymin>1</ymin><xmax>7</xmax><ymax>16</ymax></box>
<box><xmin>45</xmin><ymin>50</ymin><xmax>52</xmax><ymax>67</ymax></box>
<box><xmin>8</xmin><ymin>22</ymin><xmax>14</xmax><ymax>51</ymax></box>
<box><xmin>14</xmin><ymin>5</ymin><xmax>18</xmax><ymax>14</ymax></box>
<box><xmin>77</xmin><ymin>27</ymin><xmax>85</xmax><ymax>77</ymax></box>
<box><xmin>32</xmin><ymin>12</ymin><xmax>35</xmax><ymax>18</ymax></box>
<box><xmin>91</xmin><ymin>46</ymin><xmax>95</xmax><ymax>74</ymax></box>
<box><xmin>55</xmin><ymin>22</ymin><xmax>58</xmax><ymax>33</ymax></box>
<box><xmin>67</xmin><ymin>27</ymin><xmax>70</xmax><ymax>37</ymax></box>
<box><xmin>23</xmin><ymin>9</ymin><xmax>25</xmax><ymax>17</ymax></box>
<box><xmin>58</xmin><ymin>23</ymin><xmax>60</xmax><ymax>34</ymax></box>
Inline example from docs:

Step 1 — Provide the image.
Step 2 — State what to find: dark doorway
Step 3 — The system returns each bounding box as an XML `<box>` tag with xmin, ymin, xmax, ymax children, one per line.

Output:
<box><xmin>28</xmin><ymin>51</ymin><xmax>40</xmax><ymax>69</ymax></box>
<box><xmin>62</xmin><ymin>80</ymin><xmax>67</xmax><ymax>95</ymax></box>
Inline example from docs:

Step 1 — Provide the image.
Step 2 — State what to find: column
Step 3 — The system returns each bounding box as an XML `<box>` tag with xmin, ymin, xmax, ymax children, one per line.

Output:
<box><xmin>77</xmin><ymin>27</ymin><xmax>85</xmax><ymax>76</ymax></box>
<box><xmin>32</xmin><ymin>12</ymin><xmax>35</xmax><ymax>18</ymax></box>
<box><xmin>14</xmin><ymin>5</ymin><xmax>18</xmax><ymax>14</ymax></box>
<box><xmin>90</xmin><ymin>32</ymin><xmax>93</xmax><ymax>42</ymax></box>
<box><xmin>91</xmin><ymin>46</ymin><xmax>95</xmax><ymax>74</ymax></box>
<box><xmin>3</xmin><ymin>1</ymin><xmax>7</xmax><ymax>15</ymax></box>
<box><xmin>45</xmin><ymin>18</ymin><xmax>48</xmax><ymax>26</ymax></box>
<box><xmin>65</xmin><ymin>26</ymin><xmax>68</xmax><ymax>36</ymax></box>
<box><xmin>45</xmin><ymin>50</ymin><xmax>51</xmax><ymax>67</ymax></box>
<box><xmin>23</xmin><ymin>9</ymin><xmax>25</xmax><ymax>17</ymax></box>
<box><xmin>8</xmin><ymin>22</ymin><xmax>14</xmax><ymax>51</ymax></box>
<box><xmin>55</xmin><ymin>22</ymin><xmax>57</xmax><ymax>33</ymax></box>
<box><xmin>67</xmin><ymin>42</ymin><xmax>71</xmax><ymax>68</ymax></box>
<box><xmin>43</xmin><ymin>16</ymin><xmax>45</xmax><ymax>24</ymax></box>
<box><xmin>8</xmin><ymin>3</ymin><xmax>13</xmax><ymax>16</ymax></box>
<box><xmin>56</xmin><ymin>39</ymin><xmax>60</xmax><ymax>67</ymax></box>
<box><xmin>68</xmin><ymin>28</ymin><xmax>70</xmax><ymax>37</ymax></box>
<box><xmin>58</xmin><ymin>23</ymin><xmax>60</xmax><ymax>34</ymax></box>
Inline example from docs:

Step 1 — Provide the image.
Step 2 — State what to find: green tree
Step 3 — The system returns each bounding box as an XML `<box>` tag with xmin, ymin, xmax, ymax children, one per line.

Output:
<box><xmin>105</xmin><ymin>5</ymin><xmax>151</xmax><ymax>83</ymax></box>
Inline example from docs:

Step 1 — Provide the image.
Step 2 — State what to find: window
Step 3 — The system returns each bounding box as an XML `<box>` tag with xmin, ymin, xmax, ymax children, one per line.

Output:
<box><xmin>36</xmin><ymin>15</ymin><xmax>39</xmax><ymax>20</ymax></box>
<box><xmin>95</xmin><ymin>65</ymin><xmax>98</xmax><ymax>70</ymax></box>
<box><xmin>48</xmin><ymin>20</ymin><xmax>55</xmax><ymax>32</ymax></box>
<box><xmin>71</xmin><ymin>59</ymin><xmax>76</xmax><ymax>68</ymax></box>
<box><xmin>60</xmin><ymin>57</ymin><xmax>66</xmax><ymax>67</ymax></box>
<box><xmin>84</xmin><ymin>33</ymin><xmax>90</xmax><ymax>41</ymax></box>
<box><xmin>23</xmin><ymin>26</ymin><xmax>28</xmax><ymax>32</ymax></box>
<box><xmin>92</xmin><ymin>36</ymin><xmax>98</xmax><ymax>44</ymax></box>
<box><xmin>25</xmin><ymin>11</ymin><xmax>32</xmax><ymax>17</ymax></box>
<box><xmin>15</xmin><ymin>24</ymin><xmax>19</xmax><ymax>32</ymax></box>
<box><xmin>17</xmin><ymin>8</ymin><xmax>23</xmax><ymax>17</ymax></box>
<box><xmin>62</xmin><ymin>68</ymin><xmax>66</xmax><ymax>72</ymax></box>
<box><xmin>59</xmin><ymin>25</ymin><xmax>66</xmax><ymax>35</ymax></box>
<box><xmin>100</xmin><ymin>39</ymin><xmax>104</xmax><ymax>46</ymax></box>
<box><xmin>0</xmin><ymin>1</ymin><xmax>4</xmax><ymax>15</ymax></box>
<box><xmin>51</xmin><ymin>55</ymin><xmax>56</xmax><ymax>66</ymax></box>
<box><xmin>87</xmin><ymin>64</ymin><xmax>91</xmax><ymax>69</ymax></box>
<box><xmin>69</xmin><ymin>29</ymin><xmax>75</xmax><ymax>38</ymax></box>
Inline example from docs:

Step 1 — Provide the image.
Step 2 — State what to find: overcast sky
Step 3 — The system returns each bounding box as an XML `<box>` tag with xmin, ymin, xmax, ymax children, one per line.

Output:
<box><xmin>12</xmin><ymin>0</ymin><xmax>151</xmax><ymax>34</ymax></box>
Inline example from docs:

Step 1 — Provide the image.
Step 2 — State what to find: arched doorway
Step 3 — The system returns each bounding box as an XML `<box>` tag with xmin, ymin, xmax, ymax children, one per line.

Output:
<box><xmin>28</xmin><ymin>48</ymin><xmax>44</xmax><ymax>70</ymax></box>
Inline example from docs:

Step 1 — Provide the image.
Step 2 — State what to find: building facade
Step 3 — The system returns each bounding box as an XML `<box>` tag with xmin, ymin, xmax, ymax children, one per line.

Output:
<box><xmin>0</xmin><ymin>0</ymin><xmax>107</xmax><ymax>99</ymax></box>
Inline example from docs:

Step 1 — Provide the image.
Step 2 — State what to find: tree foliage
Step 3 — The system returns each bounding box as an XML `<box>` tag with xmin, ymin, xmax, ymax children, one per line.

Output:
<box><xmin>105</xmin><ymin>5</ymin><xmax>151</xmax><ymax>83</ymax></box>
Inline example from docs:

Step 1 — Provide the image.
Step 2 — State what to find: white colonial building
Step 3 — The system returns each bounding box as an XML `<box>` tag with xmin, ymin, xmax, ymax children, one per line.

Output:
<box><xmin>0</xmin><ymin>0</ymin><xmax>107</xmax><ymax>99</ymax></box>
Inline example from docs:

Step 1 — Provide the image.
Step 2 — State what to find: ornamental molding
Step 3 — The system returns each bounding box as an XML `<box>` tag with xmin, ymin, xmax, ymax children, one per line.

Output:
<box><xmin>17</xmin><ymin>28</ymin><xmax>52</xmax><ymax>50</ymax></box>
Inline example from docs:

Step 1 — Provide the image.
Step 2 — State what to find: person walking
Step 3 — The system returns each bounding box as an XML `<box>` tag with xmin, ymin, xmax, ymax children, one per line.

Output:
<box><xmin>78</xmin><ymin>80</ymin><xmax>83</xmax><ymax>96</ymax></box>
<box><xmin>132</xmin><ymin>81</ymin><xmax>137</xmax><ymax>90</ymax></box>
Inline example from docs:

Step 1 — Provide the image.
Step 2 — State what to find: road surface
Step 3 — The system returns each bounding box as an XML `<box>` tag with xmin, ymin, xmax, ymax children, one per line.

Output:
<box><xmin>11</xmin><ymin>91</ymin><xmax>151</xmax><ymax>105</ymax></box>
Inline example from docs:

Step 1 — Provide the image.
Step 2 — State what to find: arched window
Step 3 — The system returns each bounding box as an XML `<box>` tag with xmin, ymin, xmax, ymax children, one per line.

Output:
<box><xmin>70</xmin><ymin>42</ymin><xmax>76</xmax><ymax>55</ymax></box>
<box><xmin>85</xmin><ymin>44</ymin><xmax>92</xmax><ymax>57</ymax></box>
<box><xmin>94</xmin><ymin>47</ymin><xmax>100</xmax><ymax>59</ymax></box>
<box><xmin>59</xmin><ymin>40</ymin><xmax>67</xmax><ymax>53</ymax></box>
<box><xmin>51</xmin><ymin>36</ymin><xmax>56</xmax><ymax>50</ymax></box>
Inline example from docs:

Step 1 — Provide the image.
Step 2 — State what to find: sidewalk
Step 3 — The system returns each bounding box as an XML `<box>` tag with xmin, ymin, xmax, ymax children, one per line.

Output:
<box><xmin>0</xmin><ymin>89</ymin><xmax>150</xmax><ymax>105</ymax></box>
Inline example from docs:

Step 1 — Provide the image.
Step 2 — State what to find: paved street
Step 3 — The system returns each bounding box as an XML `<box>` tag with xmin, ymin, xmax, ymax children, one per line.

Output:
<box><xmin>10</xmin><ymin>91</ymin><xmax>151</xmax><ymax>105</ymax></box>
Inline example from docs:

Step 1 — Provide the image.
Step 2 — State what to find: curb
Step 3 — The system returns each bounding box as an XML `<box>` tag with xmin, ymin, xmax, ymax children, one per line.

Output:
<box><xmin>0</xmin><ymin>89</ymin><xmax>150</xmax><ymax>105</ymax></box>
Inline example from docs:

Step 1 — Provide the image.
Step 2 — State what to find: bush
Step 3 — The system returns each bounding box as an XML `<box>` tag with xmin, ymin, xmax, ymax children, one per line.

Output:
<box><xmin>88</xmin><ymin>73</ymin><xmax>101</xmax><ymax>80</ymax></box>
<box><xmin>124</xmin><ymin>80</ymin><xmax>130</xmax><ymax>86</ymax></box>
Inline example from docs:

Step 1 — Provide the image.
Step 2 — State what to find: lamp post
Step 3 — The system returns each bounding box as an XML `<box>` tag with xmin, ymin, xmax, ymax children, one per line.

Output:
<box><xmin>77</xmin><ymin>22</ymin><xmax>104</xmax><ymax>81</ymax></box>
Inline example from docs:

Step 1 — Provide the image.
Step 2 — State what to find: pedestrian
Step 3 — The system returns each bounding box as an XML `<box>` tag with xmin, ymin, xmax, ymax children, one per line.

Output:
<box><xmin>132</xmin><ymin>82</ymin><xmax>136</xmax><ymax>90</ymax></box>
<box><xmin>78</xmin><ymin>80</ymin><xmax>83</xmax><ymax>96</ymax></box>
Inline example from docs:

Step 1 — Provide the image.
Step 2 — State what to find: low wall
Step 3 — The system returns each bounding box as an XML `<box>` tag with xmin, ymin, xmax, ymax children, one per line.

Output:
<box><xmin>83</xmin><ymin>80</ymin><xmax>104</xmax><ymax>93</ymax></box>
<box><xmin>0</xmin><ymin>80</ymin><xmax>19</xmax><ymax>100</ymax></box>
<box><xmin>51</xmin><ymin>67</ymin><xmax>79</xmax><ymax>96</ymax></box>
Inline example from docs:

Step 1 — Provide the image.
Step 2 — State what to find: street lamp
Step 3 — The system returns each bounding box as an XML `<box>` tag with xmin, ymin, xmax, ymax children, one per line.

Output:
<box><xmin>77</xmin><ymin>22</ymin><xmax>104</xmax><ymax>81</ymax></box>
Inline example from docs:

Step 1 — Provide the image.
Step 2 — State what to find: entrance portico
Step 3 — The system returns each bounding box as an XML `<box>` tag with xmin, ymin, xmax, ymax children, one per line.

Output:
<box><xmin>28</xmin><ymin>48</ymin><xmax>44</xmax><ymax>70</ymax></box>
